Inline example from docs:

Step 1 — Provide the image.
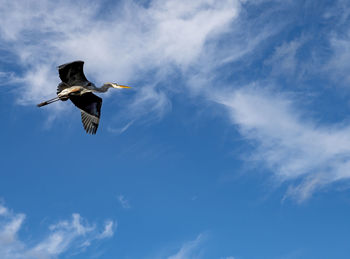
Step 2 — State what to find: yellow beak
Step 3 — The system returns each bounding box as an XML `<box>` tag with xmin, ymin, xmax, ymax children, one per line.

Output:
<box><xmin>117</xmin><ymin>84</ymin><xmax>131</xmax><ymax>89</ymax></box>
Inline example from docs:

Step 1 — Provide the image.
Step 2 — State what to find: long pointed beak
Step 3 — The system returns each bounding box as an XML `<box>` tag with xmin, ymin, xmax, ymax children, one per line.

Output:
<box><xmin>117</xmin><ymin>85</ymin><xmax>131</xmax><ymax>89</ymax></box>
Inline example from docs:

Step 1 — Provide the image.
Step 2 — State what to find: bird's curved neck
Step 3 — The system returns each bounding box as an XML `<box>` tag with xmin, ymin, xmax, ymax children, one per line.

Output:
<box><xmin>96</xmin><ymin>84</ymin><xmax>111</xmax><ymax>93</ymax></box>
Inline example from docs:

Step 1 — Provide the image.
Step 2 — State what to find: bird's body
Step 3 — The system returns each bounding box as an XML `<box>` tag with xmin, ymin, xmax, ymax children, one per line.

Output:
<box><xmin>37</xmin><ymin>61</ymin><xmax>130</xmax><ymax>134</ymax></box>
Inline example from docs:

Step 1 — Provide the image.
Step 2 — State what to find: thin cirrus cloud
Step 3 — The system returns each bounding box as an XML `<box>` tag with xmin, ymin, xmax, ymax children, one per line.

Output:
<box><xmin>214</xmin><ymin>87</ymin><xmax>350</xmax><ymax>202</ymax></box>
<box><xmin>0</xmin><ymin>204</ymin><xmax>115</xmax><ymax>259</ymax></box>
<box><xmin>198</xmin><ymin>0</ymin><xmax>350</xmax><ymax>201</ymax></box>
<box><xmin>117</xmin><ymin>195</ymin><xmax>131</xmax><ymax>209</ymax></box>
<box><xmin>164</xmin><ymin>233</ymin><xmax>234</xmax><ymax>259</ymax></box>
<box><xmin>327</xmin><ymin>34</ymin><xmax>350</xmax><ymax>84</ymax></box>
<box><xmin>167</xmin><ymin>234</ymin><xmax>205</xmax><ymax>259</ymax></box>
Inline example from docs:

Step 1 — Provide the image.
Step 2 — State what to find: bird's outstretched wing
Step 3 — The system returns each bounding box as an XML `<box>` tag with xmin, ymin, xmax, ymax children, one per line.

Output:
<box><xmin>57</xmin><ymin>60</ymin><xmax>89</xmax><ymax>86</ymax></box>
<box><xmin>69</xmin><ymin>92</ymin><xmax>102</xmax><ymax>134</ymax></box>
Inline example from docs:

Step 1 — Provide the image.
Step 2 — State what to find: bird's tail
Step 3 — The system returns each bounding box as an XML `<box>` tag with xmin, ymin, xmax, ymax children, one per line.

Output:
<box><xmin>37</xmin><ymin>97</ymin><xmax>60</xmax><ymax>107</ymax></box>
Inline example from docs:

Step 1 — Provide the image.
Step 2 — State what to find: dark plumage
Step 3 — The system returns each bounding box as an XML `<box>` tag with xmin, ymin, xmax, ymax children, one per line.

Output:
<box><xmin>37</xmin><ymin>61</ymin><xmax>131</xmax><ymax>135</ymax></box>
<box><xmin>70</xmin><ymin>93</ymin><xmax>102</xmax><ymax>134</ymax></box>
<box><xmin>58</xmin><ymin>60</ymin><xmax>88</xmax><ymax>86</ymax></box>
<box><xmin>56</xmin><ymin>61</ymin><xmax>101</xmax><ymax>134</ymax></box>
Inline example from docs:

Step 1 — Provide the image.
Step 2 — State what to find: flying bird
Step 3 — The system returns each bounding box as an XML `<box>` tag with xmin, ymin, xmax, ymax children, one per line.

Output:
<box><xmin>37</xmin><ymin>61</ymin><xmax>131</xmax><ymax>134</ymax></box>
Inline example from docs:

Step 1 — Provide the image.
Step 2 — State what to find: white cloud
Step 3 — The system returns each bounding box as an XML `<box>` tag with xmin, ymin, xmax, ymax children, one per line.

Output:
<box><xmin>0</xmin><ymin>0</ymin><xmax>241</xmax><ymax>119</ymax></box>
<box><xmin>167</xmin><ymin>234</ymin><xmax>205</xmax><ymax>259</ymax></box>
<box><xmin>215</xmin><ymin>87</ymin><xmax>350</xmax><ymax>202</ymax></box>
<box><xmin>264</xmin><ymin>38</ymin><xmax>304</xmax><ymax>77</ymax></box>
<box><xmin>98</xmin><ymin>220</ymin><xmax>115</xmax><ymax>239</ymax></box>
<box><xmin>327</xmin><ymin>34</ymin><xmax>350</xmax><ymax>84</ymax></box>
<box><xmin>107</xmin><ymin>120</ymin><xmax>134</xmax><ymax>135</ymax></box>
<box><xmin>0</xmin><ymin>205</ymin><xmax>8</xmax><ymax>216</ymax></box>
<box><xmin>3</xmin><ymin>0</ymin><xmax>350</xmax><ymax>203</ymax></box>
<box><xmin>0</xmin><ymin>212</ymin><xmax>25</xmax><ymax>245</ymax></box>
<box><xmin>117</xmin><ymin>195</ymin><xmax>131</xmax><ymax>209</ymax></box>
<box><xmin>316</xmin><ymin>0</ymin><xmax>350</xmax><ymax>86</ymax></box>
<box><xmin>0</xmin><ymin>204</ymin><xmax>115</xmax><ymax>259</ymax></box>
<box><xmin>0</xmin><ymin>0</ymin><xmax>282</xmax><ymax>128</ymax></box>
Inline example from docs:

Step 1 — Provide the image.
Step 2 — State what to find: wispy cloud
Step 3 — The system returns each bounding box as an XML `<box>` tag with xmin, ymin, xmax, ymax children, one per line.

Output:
<box><xmin>0</xmin><ymin>204</ymin><xmax>115</xmax><ymax>259</ymax></box>
<box><xmin>3</xmin><ymin>0</ymin><xmax>350</xmax><ymax>202</ymax></box>
<box><xmin>215</xmin><ymin>87</ymin><xmax>350</xmax><ymax>202</ymax></box>
<box><xmin>98</xmin><ymin>220</ymin><xmax>115</xmax><ymax>239</ymax></box>
<box><xmin>107</xmin><ymin>120</ymin><xmax>134</xmax><ymax>135</ymax></box>
<box><xmin>0</xmin><ymin>0</ymin><xmax>283</xmax><ymax>122</ymax></box>
<box><xmin>327</xmin><ymin>32</ymin><xmax>350</xmax><ymax>84</ymax></box>
<box><xmin>117</xmin><ymin>195</ymin><xmax>131</xmax><ymax>209</ymax></box>
<box><xmin>167</xmin><ymin>234</ymin><xmax>205</xmax><ymax>259</ymax></box>
<box><xmin>0</xmin><ymin>204</ymin><xmax>8</xmax><ymax>215</ymax></box>
<box><xmin>264</xmin><ymin>38</ymin><xmax>304</xmax><ymax>78</ymax></box>
<box><xmin>0</xmin><ymin>0</ymin><xmax>241</xmax><ymax>116</ymax></box>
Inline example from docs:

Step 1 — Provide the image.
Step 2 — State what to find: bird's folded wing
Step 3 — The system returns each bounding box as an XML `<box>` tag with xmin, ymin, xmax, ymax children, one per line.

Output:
<box><xmin>69</xmin><ymin>92</ymin><xmax>102</xmax><ymax>134</ymax></box>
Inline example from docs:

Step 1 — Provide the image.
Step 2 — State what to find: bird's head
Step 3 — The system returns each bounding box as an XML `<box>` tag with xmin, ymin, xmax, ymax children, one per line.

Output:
<box><xmin>105</xmin><ymin>82</ymin><xmax>131</xmax><ymax>89</ymax></box>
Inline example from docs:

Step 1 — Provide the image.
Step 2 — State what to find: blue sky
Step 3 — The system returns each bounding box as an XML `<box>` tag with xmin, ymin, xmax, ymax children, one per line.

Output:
<box><xmin>1</xmin><ymin>0</ymin><xmax>350</xmax><ymax>258</ymax></box>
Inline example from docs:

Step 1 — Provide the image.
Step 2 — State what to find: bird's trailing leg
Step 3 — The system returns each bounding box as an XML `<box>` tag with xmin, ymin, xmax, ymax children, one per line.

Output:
<box><xmin>37</xmin><ymin>96</ymin><xmax>60</xmax><ymax>107</ymax></box>
<box><xmin>37</xmin><ymin>87</ymin><xmax>83</xmax><ymax>107</ymax></box>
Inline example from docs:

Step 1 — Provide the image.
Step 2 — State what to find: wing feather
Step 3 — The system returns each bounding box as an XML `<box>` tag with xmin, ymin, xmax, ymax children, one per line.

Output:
<box><xmin>57</xmin><ymin>60</ymin><xmax>89</xmax><ymax>86</ymax></box>
<box><xmin>81</xmin><ymin>110</ymin><xmax>99</xmax><ymax>134</ymax></box>
<box><xmin>69</xmin><ymin>92</ymin><xmax>102</xmax><ymax>135</ymax></box>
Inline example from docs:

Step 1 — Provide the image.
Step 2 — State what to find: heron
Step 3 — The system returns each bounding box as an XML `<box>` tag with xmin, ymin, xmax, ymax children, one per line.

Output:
<box><xmin>37</xmin><ymin>60</ymin><xmax>131</xmax><ymax>134</ymax></box>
